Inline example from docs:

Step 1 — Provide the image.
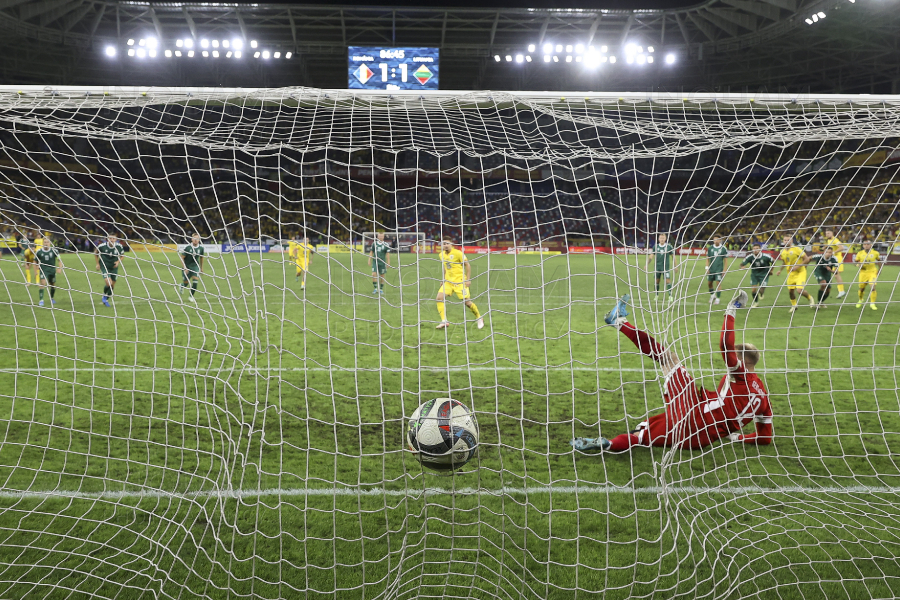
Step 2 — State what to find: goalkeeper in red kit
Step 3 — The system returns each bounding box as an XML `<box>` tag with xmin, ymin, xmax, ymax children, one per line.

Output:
<box><xmin>571</xmin><ymin>291</ymin><xmax>772</xmax><ymax>452</ymax></box>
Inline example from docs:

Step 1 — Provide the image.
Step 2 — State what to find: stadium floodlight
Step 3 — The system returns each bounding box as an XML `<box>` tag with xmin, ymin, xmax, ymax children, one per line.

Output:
<box><xmin>625</xmin><ymin>43</ymin><xmax>636</xmax><ymax>55</ymax></box>
<box><xmin>805</xmin><ymin>18</ymin><xmax>813</xmax><ymax>24</ymax></box>
<box><xmin>285</xmin><ymin>52</ymin><xmax>292</xmax><ymax>59</ymax></box>
<box><xmin>262</xmin><ymin>50</ymin><xmax>270</xmax><ymax>59</ymax></box>
<box><xmin>525</xmin><ymin>55</ymin><xmax>532</xmax><ymax>62</ymax></box>
<box><xmin>185</xmin><ymin>39</ymin><xmax>194</xmax><ymax>48</ymax></box>
<box><xmin>138</xmin><ymin>38</ymin><xmax>145</xmax><ymax>46</ymax></box>
<box><xmin>543</xmin><ymin>55</ymin><xmax>551</xmax><ymax>62</ymax></box>
<box><xmin>818</xmin><ymin>11</ymin><xmax>826</xmax><ymax>17</ymax></box>
<box><xmin>127</xmin><ymin>48</ymin><xmax>135</xmax><ymax>56</ymax></box>
<box><xmin>164</xmin><ymin>49</ymin><xmax>172</xmax><ymax>58</ymax></box>
<box><xmin>226</xmin><ymin>51</ymin><xmax>233</xmax><ymax>58</ymax></box>
<box><xmin>149</xmin><ymin>49</ymin><xmax>157</xmax><ymax>57</ymax></box>
<box><xmin>175</xmin><ymin>50</ymin><xmax>182</xmax><ymax>57</ymax></box>
<box><xmin>127</xmin><ymin>39</ymin><xmax>134</xmax><ymax>46</ymax></box>
<box><xmin>555</xmin><ymin>44</ymin><xmax>562</xmax><ymax>52</ymax></box>
<box><xmin>136</xmin><ymin>48</ymin><xmax>146</xmax><ymax>58</ymax></box>
<box><xmin>234</xmin><ymin>51</ymin><xmax>242</xmax><ymax>58</ymax></box>
<box><xmin>609</xmin><ymin>55</ymin><xmax>616</xmax><ymax>63</ymax></box>
<box><xmin>212</xmin><ymin>50</ymin><xmax>219</xmax><ymax>58</ymax></box>
<box><xmin>253</xmin><ymin>51</ymin><xmax>260</xmax><ymax>58</ymax></box>
<box><xmin>665</xmin><ymin>53</ymin><xmax>675</xmax><ymax>64</ymax></box>
<box><xmin>274</xmin><ymin>52</ymin><xmax>281</xmax><ymax>58</ymax></box>
<box><xmin>212</xmin><ymin>40</ymin><xmax>219</xmax><ymax>48</ymax></box>
<box><xmin>188</xmin><ymin>50</ymin><xmax>194</xmax><ymax>57</ymax></box>
<box><xmin>565</xmin><ymin>45</ymin><xmax>573</xmax><ymax>52</ymax></box>
<box><xmin>565</xmin><ymin>55</ymin><xmax>572</xmax><ymax>62</ymax></box>
<box><xmin>494</xmin><ymin>55</ymin><xmax>501</xmax><ymax>62</ymax></box>
<box><xmin>601</xmin><ymin>45</ymin><xmax>608</xmax><ymax>52</ymax></box>
<box><xmin>637</xmin><ymin>54</ymin><xmax>646</xmax><ymax>64</ymax></box>
<box><xmin>648</xmin><ymin>46</ymin><xmax>654</xmax><ymax>53</ymax></box>
<box><xmin>626</xmin><ymin>56</ymin><xmax>634</xmax><ymax>64</ymax></box>
<box><xmin>176</xmin><ymin>39</ymin><xmax>183</xmax><ymax>48</ymax></box>
<box><xmin>223</xmin><ymin>40</ymin><xmax>230</xmax><ymax>48</ymax></box>
<box><xmin>812</xmin><ymin>14</ymin><xmax>819</xmax><ymax>21</ymax></box>
<box><xmin>543</xmin><ymin>43</ymin><xmax>552</xmax><ymax>53</ymax></box>
<box><xmin>146</xmin><ymin>37</ymin><xmax>158</xmax><ymax>49</ymax></box>
<box><xmin>647</xmin><ymin>55</ymin><xmax>654</xmax><ymax>63</ymax></box>
<box><xmin>575</xmin><ymin>44</ymin><xmax>584</xmax><ymax>53</ymax></box>
<box><xmin>201</xmin><ymin>39</ymin><xmax>209</xmax><ymax>48</ymax></box>
<box><xmin>553</xmin><ymin>55</ymin><xmax>559</xmax><ymax>62</ymax></box>
<box><xmin>232</xmin><ymin>39</ymin><xmax>243</xmax><ymax>50</ymax></box>
<box><xmin>202</xmin><ymin>50</ymin><xmax>209</xmax><ymax>57</ymax></box>
<box><xmin>528</xmin><ymin>44</ymin><xmax>535</xmax><ymax>52</ymax></box>
<box><xmin>575</xmin><ymin>56</ymin><xmax>582</xmax><ymax>62</ymax></box>
<box><xmin>588</xmin><ymin>45</ymin><xmax>595</xmax><ymax>52</ymax></box>
<box><xmin>105</xmin><ymin>46</ymin><xmax>116</xmax><ymax>57</ymax></box>
<box><xmin>515</xmin><ymin>54</ymin><xmax>523</xmax><ymax>63</ymax></box>
<box><xmin>505</xmin><ymin>55</ymin><xmax>512</xmax><ymax>62</ymax></box>
<box><xmin>250</xmin><ymin>40</ymin><xmax>258</xmax><ymax>48</ymax></box>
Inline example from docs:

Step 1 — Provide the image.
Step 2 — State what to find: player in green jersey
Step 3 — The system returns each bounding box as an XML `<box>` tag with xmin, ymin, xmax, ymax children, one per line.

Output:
<box><xmin>35</xmin><ymin>237</ymin><xmax>63</xmax><ymax>307</ymax></box>
<box><xmin>180</xmin><ymin>233</ymin><xmax>206</xmax><ymax>303</ymax></box>
<box><xmin>368</xmin><ymin>232</ymin><xmax>392</xmax><ymax>295</ymax></box>
<box><xmin>95</xmin><ymin>233</ymin><xmax>125</xmax><ymax>307</ymax></box>
<box><xmin>810</xmin><ymin>246</ymin><xmax>840</xmax><ymax>308</ymax></box>
<box><xmin>706</xmin><ymin>235</ymin><xmax>729</xmax><ymax>305</ymax></box>
<box><xmin>738</xmin><ymin>243</ymin><xmax>775</xmax><ymax>308</ymax></box>
<box><xmin>645</xmin><ymin>233</ymin><xmax>677</xmax><ymax>302</ymax></box>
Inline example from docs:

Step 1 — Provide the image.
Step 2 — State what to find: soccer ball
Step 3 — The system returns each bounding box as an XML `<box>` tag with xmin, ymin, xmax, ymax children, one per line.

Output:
<box><xmin>407</xmin><ymin>398</ymin><xmax>479</xmax><ymax>471</ymax></box>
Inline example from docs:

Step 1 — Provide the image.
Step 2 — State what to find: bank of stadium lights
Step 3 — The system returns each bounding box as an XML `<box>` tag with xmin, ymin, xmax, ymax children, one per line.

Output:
<box><xmin>498</xmin><ymin>42</ymin><xmax>673</xmax><ymax>67</ymax></box>
<box><xmin>109</xmin><ymin>37</ymin><xmax>288</xmax><ymax>60</ymax></box>
<box><xmin>805</xmin><ymin>11</ymin><xmax>827</xmax><ymax>24</ymax></box>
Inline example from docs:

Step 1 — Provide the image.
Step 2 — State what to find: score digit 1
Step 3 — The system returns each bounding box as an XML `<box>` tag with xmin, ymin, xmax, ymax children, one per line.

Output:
<box><xmin>380</xmin><ymin>64</ymin><xmax>388</xmax><ymax>82</ymax></box>
<box><xmin>400</xmin><ymin>63</ymin><xmax>407</xmax><ymax>82</ymax></box>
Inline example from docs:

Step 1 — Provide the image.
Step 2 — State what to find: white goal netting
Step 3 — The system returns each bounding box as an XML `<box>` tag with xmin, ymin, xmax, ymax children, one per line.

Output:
<box><xmin>0</xmin><ymin>87</ymin><xmax>899</xmax><ymax>599</ymax></box>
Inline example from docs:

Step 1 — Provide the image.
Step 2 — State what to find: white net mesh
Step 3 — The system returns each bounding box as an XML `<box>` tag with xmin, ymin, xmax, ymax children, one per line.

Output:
<box><xmin>0</xmin><ymin>87</ymin><xmax>899</xmax><ymax>599</ymax></box>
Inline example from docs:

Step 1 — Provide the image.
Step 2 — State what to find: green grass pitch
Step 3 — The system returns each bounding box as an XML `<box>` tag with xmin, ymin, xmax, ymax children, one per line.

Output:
<box><xmin>0</xmin><ymin>249</ymin><xmax>899</xmax><ymax>599</ymax></box>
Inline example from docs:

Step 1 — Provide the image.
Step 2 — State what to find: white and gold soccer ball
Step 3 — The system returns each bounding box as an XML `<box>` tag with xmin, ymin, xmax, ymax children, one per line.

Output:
<box><xmin>407</xmin><ymin>398</ymin><xmax>479</xmax><ymax>471</ymax></box>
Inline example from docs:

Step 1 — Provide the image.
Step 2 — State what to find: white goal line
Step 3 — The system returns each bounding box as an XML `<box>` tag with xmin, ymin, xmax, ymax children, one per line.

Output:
<box><xmin>2</xmin><ymin>366</ymin><xmax>897</xmax><ymax>374</ymax></box>
<box><xmin>1</xmin><ymin>485</ymin><xmax>898</xmax><ymax>502</ymax></box>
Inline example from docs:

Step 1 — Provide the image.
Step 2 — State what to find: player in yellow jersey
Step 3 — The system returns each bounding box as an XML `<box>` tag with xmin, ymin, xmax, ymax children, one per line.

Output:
<box><xmin>22</xmin><ymin>241</ymin><xmax>37</xmax><ymax>286</ymax></box>
<box><xmin>824</xmin><ymin>229</ymin><xmax>847</xmax><ymax>298</ymax></box>
<box><xmin>289</xmin><ymin>236</ymin><xmax>313</xmax><ymax>289</ymax></box>
<box><xmin>435</xmin><ymin>237</ymin><xmax>484</xmax><ymax>330</ymax></box>
<box><xmin>854</xmin><ymin>239</ymin><xmax>880</xmax><ymax>310</ymax></box>
<box><xmin>774</xmin><ymin>234</ymin><xmax>814</xmax><ymax>313</ymax></box>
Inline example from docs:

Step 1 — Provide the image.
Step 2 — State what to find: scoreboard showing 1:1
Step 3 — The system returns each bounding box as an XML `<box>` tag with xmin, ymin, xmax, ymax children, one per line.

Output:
<box><xmin>348</xmin><ymin>47</ymin><xmax>440</xmax><ymax>91</ymax></box>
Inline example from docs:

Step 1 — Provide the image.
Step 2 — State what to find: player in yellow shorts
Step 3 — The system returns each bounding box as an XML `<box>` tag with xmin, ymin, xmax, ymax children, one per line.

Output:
<box><xmin>436</xmin><ymin>237</ymin><xmax>484</xmax><ymax>330</ymax></box>
<box><xmin>774</xmin><ymin>234</ymin><xmax>814</xmax><ymax>313</ymax></box>
<box><xmin>854</xmin><ymin>239</ymin><xmax>880</xmax><ymax>310</ymax></box>
<box><xmin>289</xmin><ymin>236</ymin><xmax>313</xmax><ymax>290</ymax></box>
<box><xmin>824</xmin><ymin>229</ymin><xmax>847</xmax><ymax>298</ymax></box>
<box><xmin>22</xmin><ymin>241</ymin><xmax>37</xmax><ymax>286</ymax></box>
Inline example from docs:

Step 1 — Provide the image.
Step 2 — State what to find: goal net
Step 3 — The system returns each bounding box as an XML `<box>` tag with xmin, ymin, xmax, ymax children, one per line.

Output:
<box><xmin>0</xmin><ymin>87</ymin><xmax>899</xmax><ymax>600</ymax></box>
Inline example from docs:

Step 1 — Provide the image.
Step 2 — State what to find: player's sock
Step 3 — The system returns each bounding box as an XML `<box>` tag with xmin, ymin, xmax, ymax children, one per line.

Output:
<box><xmin>39</xmin><ymin>288</ymin><xmax>44</xmax><ymax>301</ymax></box>
<box><xmin>49</xmin><ymin>286</ymin><xmax>55</xmax><ymax>299</ymax></box>
<box><xmin>608</xmin><ymin>433</ymin><xmax>640</xmax><ymax>452</ymax></box>
<box><xmin>817</xmin><ymin>289</ymin><xmax>823</xmax><ymax>302</ymax></box>
<box><xmin>619</xmin><ymin>322</ymin><xmax>666</xmax><ymax>361</ymax></box>
<box><xmin>437</xmin><ymin>302</ymin><xmax>447</xmax><ymax>322</ymax></box>
<box><xmin>871</xmin><ymin>290</ymin><xmax>877</xmax><ymax>303</ymax></box>
<box><xmin>822</xmin><ymin>287</ymin><xmax>831</xmax><ymax>302</ymax></box>
<box><xmin>716</xmin><ymin>291</ymin><xmax>722</xmax><ymax>299</ymax></box>
<box><xmin>752</xmin><ymin>290</ymin><xmax>759</xmax><ymax>302</ymax></box>
<box><xmin>790</xmin><ymin>298</ymin><xmax>797</xmax><ymax>307</ymax></box>
<box><xmin>25</xmin><ymin>271</ymin><xmax>31</xmax><ymax>284</ymax></box>
<box><xmin>103</xmin><ymin>285</ymin><xmax>111</xmax><ymax>296</ymax></box>
<box><xmin>380</xmin><ymin>282</ymin><xmax>384</xmax><ymax>292</ymax></box>
<box><xmin>858</xmin><ymin>287</ymin><xmax>865</xmax><ymax>302</ymax></box>
<box><xmin>373</xmin><ymin>281</ymin><xmax>378</xmax><ymax>291</ymax></box>
<box><xmin>838</xmin><ymin>284</ymin><xmax>845</xmax><ymax>293</ymax></box>
<box><xmin>468</xmin><ymin>302</ymin><xmax>481</xmax><ymax>318</ymax></box>
<box><xmin>191</xmin><ymin>282</ymin><xmax>198</xmax><ymax>297</ymax></box>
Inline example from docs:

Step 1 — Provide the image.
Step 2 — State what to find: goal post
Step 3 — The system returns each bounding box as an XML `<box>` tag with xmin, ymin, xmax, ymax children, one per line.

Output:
<box><xmin>0</xmin><ymin>86</ymin><xmax>899</xmax><ymax>599</ymax></box>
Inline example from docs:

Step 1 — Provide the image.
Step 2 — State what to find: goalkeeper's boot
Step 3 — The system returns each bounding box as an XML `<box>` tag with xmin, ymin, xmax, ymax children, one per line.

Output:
<box><xmin>570</xmin><ymin>437</ymin><xmax>610</xmax><ymax>452</ymax></box>
<box><xmin>604</xmin><ymin>294</ymin><xmax>630</xmax><ymax>326</ymax></box>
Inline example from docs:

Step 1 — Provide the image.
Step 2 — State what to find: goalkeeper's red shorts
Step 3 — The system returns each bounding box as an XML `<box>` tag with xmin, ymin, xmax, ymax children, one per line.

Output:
<box><xmin>633</xmin><ymin>365</ymin><xmax>718</xmax><ymax>450</ymax></box>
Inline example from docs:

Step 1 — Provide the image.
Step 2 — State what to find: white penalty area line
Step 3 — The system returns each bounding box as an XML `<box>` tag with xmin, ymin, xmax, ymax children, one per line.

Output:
<box><xmin>1</xmin><ymin>365</ymin><xmax>898</xmax><ymax>375</ymax></box>
<box><xmin>1</xmin><ymin>485</ymin><xmax>899</xmax><ymax>502</ymax></box>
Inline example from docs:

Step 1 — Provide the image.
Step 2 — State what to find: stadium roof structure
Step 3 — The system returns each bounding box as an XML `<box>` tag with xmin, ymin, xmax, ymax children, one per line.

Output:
<box><xmin>0</xmin><ymin>0</ymin><xmax>898</xmax><ymax>93</ymax></box>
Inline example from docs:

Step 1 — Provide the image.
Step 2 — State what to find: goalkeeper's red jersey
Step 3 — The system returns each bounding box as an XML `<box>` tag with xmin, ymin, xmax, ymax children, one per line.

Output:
<box><xmin>702</xmin><ymin>314</ymin><xmax>773</xmax><ymax>444</ymax></box>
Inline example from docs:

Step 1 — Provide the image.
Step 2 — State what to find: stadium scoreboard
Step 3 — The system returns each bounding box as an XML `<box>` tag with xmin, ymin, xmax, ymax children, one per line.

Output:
<box><xmin>348</xmin><ymin>47</ymin><xmax>440</xmax><ymax>91</ymax></box>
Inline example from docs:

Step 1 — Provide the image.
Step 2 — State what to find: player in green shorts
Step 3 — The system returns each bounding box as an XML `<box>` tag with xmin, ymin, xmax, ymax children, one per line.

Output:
<box><xmin>706</xmin><ymin>235</ymin><xmax>729</xmax><ymax>305</ymax></box>
<box><xmin>95</xmin><ymin>233</ymin><xmax>125</xmax><ymax>307</ymax></box>
<box><xmin>739</xmin><ymin>243</ymin><xmax>775</xmax><ymax>308</ymax></box>
<box><xmin>368</xmin><ymin>232</ymin><xmax>392</xmax><ymax>295</ymax></box>
<box><xmin>180</xmin><ymin>233</ymin><xmax>206</xmax><ymax>303</ymax></box>
<box><xmin>646</xmin><ymin>233</ymin><xmax>677</xmax><ymax>302</ymax></box>
<box><xmin>35</xmin><ymin>237</ymin><xmax>63</xmax><ymax>307</ymax></box>
<box><xmin>810</xmin><ymin>246</ymin><xmax>840</xmax><ymax>308</ymax></box>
